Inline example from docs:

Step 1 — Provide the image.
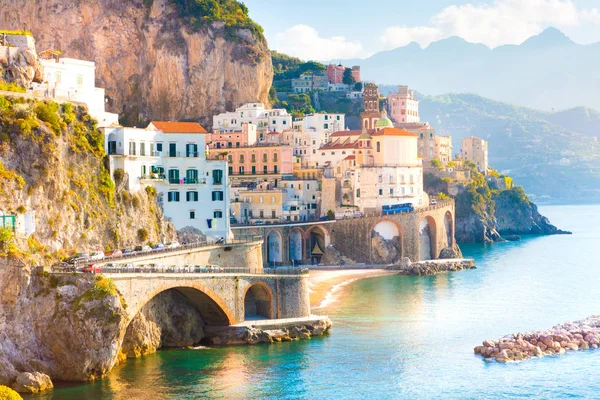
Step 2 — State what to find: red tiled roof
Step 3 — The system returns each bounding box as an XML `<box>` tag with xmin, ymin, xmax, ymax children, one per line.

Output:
<box><xmin>330</xmin><ymin>129</ymin><xmax>373</xmax><ymax>138</ymax></box>
<box><xmin>149</xmin><ymin>121</ymin><xmax>207</xmax><ymax>133</ymax></box>
<box><xmin>344</xmin><ymin>155</ymin><xmax>356</xmax><ymax>160</ymax></box>
<box><xmin>371</xmin><ymin>128</ymin><xmax>418</xmax><ymax>137</ymax></box>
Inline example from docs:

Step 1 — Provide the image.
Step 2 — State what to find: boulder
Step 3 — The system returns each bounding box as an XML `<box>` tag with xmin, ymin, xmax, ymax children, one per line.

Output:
<box><xmin>438</xmin><ymin>247</ymin><xmax>460</xmax><ymax>259</ymax></box>
<box><xmin>13</xmin><ymin>372</ymin><xmax>53</xmax><ymax>394</ymax></box>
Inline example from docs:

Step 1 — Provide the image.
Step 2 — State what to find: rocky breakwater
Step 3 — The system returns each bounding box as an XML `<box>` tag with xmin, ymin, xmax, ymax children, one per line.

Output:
<box><xmin>390</xmin><ymin>257</ymin><xmax>475</xmax><ymax>276</ymax></box>
<box><xmin>474</xmin><ymin>315</ymin><xmax>600</xmax><ymax>363</ymax></box>
<box><xmin>204</xmin><ymin>317</ymin><xmax>332</xmax><ymax>346</ymax></box>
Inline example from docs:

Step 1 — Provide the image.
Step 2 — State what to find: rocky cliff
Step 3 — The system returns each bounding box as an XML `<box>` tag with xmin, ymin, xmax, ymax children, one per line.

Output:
<box><xmin>0</xmin><ymin>0</ymin><xmax>273</xmax><ymax>127</ymax></box>
<box><xmin>0</xmin><ymin>94</ymin><xmax>175</xmax><ymax>263</ymax></box>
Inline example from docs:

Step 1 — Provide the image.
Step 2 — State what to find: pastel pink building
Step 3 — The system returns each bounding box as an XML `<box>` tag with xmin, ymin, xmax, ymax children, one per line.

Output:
<box><xmin>327</xmin><ymin>64</ymin><xmax>361</xmax><ymax>84</ymax></box>
<box><xmin>206</xmin><ymin>123</ymin><xmax>257</xmax><ymax>149</ymax></box>
<box><xmin>211</xmin><ymin>145</ymin><xmax>294</xmax><ymax>177</ymax></box>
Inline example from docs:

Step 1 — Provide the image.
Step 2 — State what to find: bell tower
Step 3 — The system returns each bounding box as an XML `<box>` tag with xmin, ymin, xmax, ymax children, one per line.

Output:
<box><xmin>361</xmin><ymin>83</ymin><xmax>381</xmax><ymax>130</ymax></box>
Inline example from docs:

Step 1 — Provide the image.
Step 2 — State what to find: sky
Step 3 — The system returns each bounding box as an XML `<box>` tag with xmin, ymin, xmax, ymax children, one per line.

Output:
<box><xmin>242</xmin><ymin>0</ymin><xmax>600</xmax><ymax>60</ymax></box>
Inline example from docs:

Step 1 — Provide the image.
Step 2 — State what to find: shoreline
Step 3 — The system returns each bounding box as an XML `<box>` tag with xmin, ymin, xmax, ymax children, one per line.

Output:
<box><xmin>308</xmin><ymin>268</ymin><xmax>395</xmax><ymax>309</ymax></box>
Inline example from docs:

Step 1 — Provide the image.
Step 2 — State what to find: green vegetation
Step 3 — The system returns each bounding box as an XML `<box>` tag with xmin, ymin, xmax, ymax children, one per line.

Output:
<box><xmin>137</xmin><ymin>228</ymin><xmax>149</xmax><ymax>242</ymax></box>
<box><xmin>171</xmin><ymin>0</ymin><xmax>264</xmax><ymax>40</ymax></box>
<box><xmin>0</xmin><ymin>227</ymin><xmax>13</xmax><ymax>253</ymax></box>
<box><xmin>431</xmin><ymin>159</ymin><xmax>441</xmax><ymax>169</ymax></box>
<box><xmin>0</xmin><ymin>29</ymin><xmax>32</xmax><ymax>36</ymax></box>
<box><xmin>327</xmin><ymin>209</ymin><xmax>335</xmax><ymax>220</ymax></box>
<box><xmin>113</xmin><ymin>168</ymin><xmax>124</xmax><ymax>184</ymax></box>
<box><xmin>0</xmin><ymin>81</ymin><xmax>26</xmax><ymax>93</ymax></box>
<box><xmin>343</xmin><ymin>68</ymin><xmax>355</xmax><ymax>85</ymax></box>
<box><xmin>0</xmin><ymin>385</ymin><xmax>23</xmax><ymax>400</ymax></box>
<box><xmin>145</xmin><ymin>185</ymin><xmax>157</xmax><ymax>197</ymax></box>
<box><xmin>438</xmin><ymin>192</ymin><xmax>450</xmax><ymax>201</ymax></box>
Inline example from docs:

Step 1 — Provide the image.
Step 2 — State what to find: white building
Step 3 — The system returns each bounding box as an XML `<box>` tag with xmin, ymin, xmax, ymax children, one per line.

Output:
<box><xmin>35</xmin><ymin>58</ymin><xmax>119</xmax><ymax>127</ymax></box>
<box><xmin>102</xmin><ymin>121</ymin><xmax>230</xmax><ymax>240</ymax></box>
<box><xmin>212</xmin><ymin>103</ymin><xmax>292</xmax><ymax>133</ymax></box>
<box><xmin>280</xmin><ymin>178</ymin><xmax>320</xmax><ymax>222</ymax></box>
<box><xmin>294</xmin><ymin>113</ymin><xmax>345</xmax><ymax>135</ymax></box>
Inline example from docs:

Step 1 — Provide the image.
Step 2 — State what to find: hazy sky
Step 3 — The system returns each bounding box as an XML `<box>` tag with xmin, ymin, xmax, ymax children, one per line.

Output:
<box><xmin>243</xmin><ymin>0</ymin><xmax>600</xmax><ymax>60</ymax></box>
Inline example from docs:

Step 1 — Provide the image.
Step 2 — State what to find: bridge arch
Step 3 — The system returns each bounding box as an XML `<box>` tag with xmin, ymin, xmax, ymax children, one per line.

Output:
<box><xmin>305</xmin><ymin>225</ymin><xmax>330</xmax><ymax>264</ymax></box>
<box><xmin>129</xmin><ymin>283</ymin><xmax>236</xmax><ymax>326</ymax></box>
<box><xmin>243</xmin><ymin>281</ymin><xmax>274</xmax><ymax>320</ymax></box>
<box><xmin>266</xmin><ymin>229</ymin><xmax>284</xmax><ymax>264</ymax></box>
<box><xmin>289</xmin><ymin>228</ymin><xmax>304</xmax><ymax>263</ymax></box>
<box><xmin>444</xmin><ymin>211</ymin><xmax>454</xmax><ymax>247</ymax></box>
<box><xmin>419</xmin><ymin>215</ymin><xmax>437</xmax><ymax>261</ymax></box>
<box><xmin>371</xmin><ymin>219</ymin><xmax>403</xmax><ymax>264</ymax></box>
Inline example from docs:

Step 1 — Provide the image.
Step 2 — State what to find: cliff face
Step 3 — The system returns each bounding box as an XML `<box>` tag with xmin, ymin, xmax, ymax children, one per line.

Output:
<box><xmin>0</xmin><ymin>0</ymin><xmax>273</xmax><ymax>127</ymax></box>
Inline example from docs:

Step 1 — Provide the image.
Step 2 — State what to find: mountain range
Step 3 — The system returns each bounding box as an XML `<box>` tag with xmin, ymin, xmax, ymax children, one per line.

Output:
<box><xmin>417</xmin><ymin>93</ymin><xmax>600</xmax><ymax>202</ymax></box>
<box><xmin>335</xmin><ymin>28</ymin><xmax>600</xmax><ymax>112</ymax></box>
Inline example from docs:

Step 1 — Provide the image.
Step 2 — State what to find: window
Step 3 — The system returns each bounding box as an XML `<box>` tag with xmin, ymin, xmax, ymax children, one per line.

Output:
<box><xmin>168</xmin><ymin>169</ymin><xmax>180</xmax><ymax>184</ymax></box>
<box><xmin>263</xmin><ymin>165</ymin><xmax>268</xmax><ymax>174</ymax></box>
<box><xmin>186</xmin><ymin>191</ymin><xmax>199</xmax><ymax>202</ymax></box>
<box><xmin>337</xmin><ymin>116</ymin><xmax>341</xmax><ymax>120</ymax></box>
<box><xmin>228</xmin><ymin>142</ymin><xmax>232</xmax><ymax>148</ymax></box>
<box><xmin>312</xmin><ymin>140</ymin><xmax>316</xmax><ymax>145</ymax></box>
<box><xmin>156</xmin><ymin>143</ymin><xmax>163</xmax><ymax>152</ymax></box>
<box><xmin>186</xmin><ymin>169</ymin><xmax>198</xmax><ymax>184</ymax></box>
<box><xmin>239</xmin><ymin>166</ymin><xmax>244</xmax><ymax>174</ymax></box>
<box><xmin>377</xmin><ymin>142</ymin><xmax>381</xmax><ymax>152</ymax></box>
<box><xmin>356</xmin><ymin>189</ymin><xmax>360</xmax><ymax>198</ymax></box>
<box><xmin>263</xmin><ymin>153</ymin><xmax>268</xmax><ymax>162</ymax></box>
<box><xmin>313</xmin><ymin>149</ymin><xmax>316</xmax><ymax>154</ymax></box>
<box><xmin>214</xmin><ymin>211</ymin><xmax>223</xmax><ymax>218</ymax></box>
<box><xmin>212</xmin><ymin>169</ymin><xmax>223</xmax><ymax>184</ymax></box>
<box><xmin>228</xmin><ymin>166</ymin><xmax>233</xmax><ymax>175</ymax></box>
<box><xmin>325</xmin><ymin>115</ymin><xmax>329</xmax><ymax>120</ymax></box>
<box><xmin>324</xmin><ymin>123</ymin><xmax>329</xmax><ymax>129</ymax></box>
<box><xmin>379</xmin><ymin>189</ymin><xmax>383</xmax><ymax>195</ymax></box>
<box><xmin>186</xmin><ymin>143</ymin><xmax>198</xmax><ymax>157</ymax></box>
<box><xmin>274</xmin><ymin>165</ymin><xmax>278</xmax><ymax>174</ymax></box>
<box><xmin>283</xmin><ymin>120</ymin><xmax>287</xmax><ymax>125</ymax></box>
<box><xmin>128</xmin><ymin>141</ymin><xmax>136</xmax><ymax>156</ymax></box>
<box><xmin>228</xmin><ymin>155</ymin><xmax>233</xmax><ymax>163</ymax></box>
<box><xmin>212</xmin><ymin>191</ymin><xmax>224</xmax><ymax>201</ymax></box>
<box><xmin>272</xmin><ymin>210</ymin><xmax>276</xmax><ymax>218</ymax></box>
<box><xmin>390</xmin><ymin>188</ymin><xmax>394</xmax><ymax>195</ymax></box>
<box><xmin>189</xmin><ymin>211</ymin><xmax>196</xmax><ymax>219</ymax></box>
<box><xmin>169</xmin><ymin>143</ymin><xmax>177</xmax><ymax>157</ymax></box>
<box><xmin>272</xmin><ymin>120</ymin><xmax>276</xmax><ymax>125</ymax></box>
<box><xmin>273</xmin><ymin>153</ymin><xmax>278</xmax><ymax>162</ymax></box>
<box><xmin>240</xmin><ymin>154</ymin><xmax>245</xmax><ymax>163</ymax></box>
<box><xmin>259</xmin><ymin>196</ymin><xmax>264</xmax><ymax>203</ymax></box>
<box><xmin>236</xmin><ymin>142</ymin><xmax>240</xmax><ymax>148</ymax></box>
<box><xmin>167</xmin><ymin>191</ymin><xmax>180</xmax><ymax>202</ymax></box>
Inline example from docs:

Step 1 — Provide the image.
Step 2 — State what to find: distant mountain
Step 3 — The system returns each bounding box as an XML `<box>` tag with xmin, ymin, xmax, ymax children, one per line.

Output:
<box><xmin>418</xmin><ymin>93</ymin><xmax>600</xmax><ymax>202</ymax></box>
<box><xmin>335</xmin><ymin>28</ymin><xmax>600</xmax><ymax>111</ymax></box>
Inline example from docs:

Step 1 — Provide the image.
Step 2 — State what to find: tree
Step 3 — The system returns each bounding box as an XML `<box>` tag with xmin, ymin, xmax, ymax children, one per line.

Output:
<box><xmin>343</xmin><ymin>68</ymin><xmax>356</xmax><ymax>85</ymax></box>
<box><xmin>431</xmin><ymin>159</ymin><xmax>441</xmax><ymax>169</ymax></box>
<box><xmin>326</xmin><ymin>210</ymin><xmax>335</xmax><ymax>220</ymax></box>
<box><xmin>0</xmin><ymin>227</ymin><xmax>13</xmax><ymax>253</ymax></box>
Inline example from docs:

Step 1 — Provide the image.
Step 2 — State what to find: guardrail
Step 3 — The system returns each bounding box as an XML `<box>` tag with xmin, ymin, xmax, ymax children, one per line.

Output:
<box><xmin>74</xmin><ymin>235</ymin><xmax>262</xmax><ymax>266</ymax></box>
<box><xmin>56</xmin><ymin>265</ymin><xmax>309</xmax><ymax>276</ymax></box>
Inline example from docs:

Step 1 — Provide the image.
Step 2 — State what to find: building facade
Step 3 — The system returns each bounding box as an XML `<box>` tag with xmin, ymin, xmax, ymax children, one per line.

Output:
<box><xmin>327</xmin><ymin>64</ymin><xmax>360</xmax><ymax>84</ymax></box>
<box><xmin>461</xmin><ymin>136</ymin><xmax>488</xmax><ymax>174</ymax></box>
<box><xmin>102</xmin><ymin>121</ymin><xmax>231</xmax><ymax>240</ymax></box>
<box><xmin>388</xmin><ymin>85</ymin><xmax>420</xmax><ymax>124</ymax></box>
<box><xmin>361</xmin><ymin>83</ymin><xmax>381</xmax><ymax>130</ymax></box>
<box><xmin>292</xmin><ymin>74</ymin><xmax>328</xmax><ymax>93</ymax></box>
<box><xmin>212</xmin><ymin>103</ymin><xmax>292</xmax><ymax>133</ymax></box>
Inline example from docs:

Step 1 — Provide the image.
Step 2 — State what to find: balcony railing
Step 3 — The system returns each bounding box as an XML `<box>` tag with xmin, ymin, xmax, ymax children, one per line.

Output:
<box><xmin>229</xmin><ymin>170</ymin><xmax>284</xmax><ymax>176</ymax></box>
<box><xmin>168</xmin><ymin>178</ymin><xmax>207</xmax><ymax>185</ymax></box>
<box><xmin>167</xmin><ymin>152</ymin><xmax>181</xmax><ymax>158</ymax></box>
<box><xmin>186</xmin><ymin>152</ymin><xmax>200</xmax><ymax>158</ymax></box>
<box><xmin>141</xmin><ymin>174</ymin><xmax>166</xmax><ymax>181</ymax></box>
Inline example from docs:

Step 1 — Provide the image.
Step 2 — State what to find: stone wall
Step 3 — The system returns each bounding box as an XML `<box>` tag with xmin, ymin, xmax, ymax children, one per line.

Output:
<box><xmin>331</xmin><ymin>202</ymin><xmax>455</xmax><ymax>263</ymax></box>
<box><xmin>110</xmin><ymin>273</ymin><xmax>311</xmax><ymax>325</ymax></box>
<box><xmin>3</xmin><ymin>34</ymin><xmax>36</xmax><ymax>49</ymax></box>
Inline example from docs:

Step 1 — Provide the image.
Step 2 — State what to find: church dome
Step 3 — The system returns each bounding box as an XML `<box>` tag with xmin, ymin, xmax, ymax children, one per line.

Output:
<box><xmin>358</xmin><ymin>132</ymin><xmax>371</xmax><ymax>140</ymax></box>
<box><xmin>375</xmin><ymin>116</ymin><xmax>393</xmax><ymax>128</ymax></box>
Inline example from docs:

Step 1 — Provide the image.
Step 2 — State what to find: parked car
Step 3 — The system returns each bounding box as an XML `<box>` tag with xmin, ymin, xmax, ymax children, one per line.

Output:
<box><xmin>51</xmin><ymin>262</ymin><xmax>75</xmax><ymax>273</ymax></box>
<box><xmin>65</xmin><ymin>253</ymin><xmax>90</xmax><ymax>265</ymax></box>
<box><xmin>123</xmin><ymin>248</ymin><xmax>135</xmax><ymax>255</ymax></box>
<box><xmin>208</xmin><ymin>264</ymin><xmax>224</xmax><ymax>272</ymax></box>
<box><xmin>319</xmin><ymin>215</ymin><xmax>330</xmax><ymax>221</ymax></box>
<box><xmin>89</xmin><ymin>251</ymin><xmax>105</xmax><ymax>261</ymax></box>
<box><xmin>254</xmin><ymin>220</ymin><xmax>265</xmax><ymax>226</ymax></box>
<box><xmin>166</xmin><ymin>241</ymin><xmax>181</xmax><ymax>249</ymax></box>
<box><xmin>153</xmin><ymin>243</ymin><xmax>165</xmax><ymax>250</ymax></box>
<box><xmin>141</xmin><ymin>245</ymin><xmax>152</xmax><ymax>252</ymax></box>
<box><xmin>82</xmin><ymin>264</ymin><xmax>102</xmax><ymax>273</ymax></box>
<box><xmin>430</xmin><ymin>199</ymin><xmax>437</xmax><ymax>205</ymax></box>
<box><xmin>105</xmin><ymin>249</ymin><xmax>123</xmax><ymax>258</ymax></box>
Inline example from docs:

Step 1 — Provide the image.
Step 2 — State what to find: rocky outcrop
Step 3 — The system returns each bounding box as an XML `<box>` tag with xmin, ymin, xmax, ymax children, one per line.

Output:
<box><xmin>0</xmin><ymin>0</ymin><xmax>273</xmax><ymax>126</ymax></box>
<box><xmin>494</xmin><ymin>192</ymin><xmax>571</xmax><ymax>236</ymax></box>
<box><xmin>12</xmin><ymin>372</ymin><xmax>53</xmax><ymax>394</ymax></box>
<box><xmin>204</xmin><ymin>317</ymin><xmax>332</xmax><ymax>346</ymax></box>
<box><xmin>474</xmin><ymin>315</ymin><xmax>600</xmax><ymax>363</ymax></box>
<box><xmin>321</xmin><ymin>245</ymin><xmax>355</xmax><ymax>266</ymax></box>
<box><xmin>438</xmin><ymin>245</ymin><xmax>463</xmax><ymax>259</ymax></box>
<box><xmin>390</xmin><ymin>258</ymin><xmax>475</xmax><ymax>276</ymax></box>
<box><xmin>0</xmin><ymin>262</ymin><xmax>129</xmax><ymax>389</ymax></box>
<box><xmin>0</xmin><ymin>36</ymin><xmax>43</xmax><ymax>88</ymax></box>
<box><xmin>121</xmin><ymin>290</ymin><xmax>205</xmax><ymax>359</ymax></box>
<box><xmin>370</xmin><ymin>231</ymin><xmax>401</xmax><ymax>264</ymax></box>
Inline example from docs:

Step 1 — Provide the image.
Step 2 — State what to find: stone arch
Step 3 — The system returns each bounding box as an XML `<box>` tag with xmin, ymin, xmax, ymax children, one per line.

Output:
<box><xmin>266</xmin><ymin>229</ymin><xmax>283</xmax><ymax>264</ymax></box>
<box><xmin>419</xmin><ymin>216</ymin><xmax>437</xmax><ymax>261</ymax></box>
<box><xmin>289</xmin><ymin>228</ymin><xmax>304</xmax><ymax>263</ymax></box>
<box><xmin>129</xmin><ymin>283</ymin><xmax>236</xmax><ymax>326</ymax></box>
<box><xmin>444</xmin><ymin>211</ymin><xmax>453</xmax><ymax>247</ymax></box>
<box><xmin>243</xmin><ymin>281</ymin><xmax>274</xmax><ymax>320</ymax></box>
<box><xmin>305</xmin><ymin>225</ymin><xmax>330</xmax><ymax>264</ymax></box>
<box><xmin>371</xmin><ymin>219</ymin><xmax>403</xmax><ymax>264</ymax></box>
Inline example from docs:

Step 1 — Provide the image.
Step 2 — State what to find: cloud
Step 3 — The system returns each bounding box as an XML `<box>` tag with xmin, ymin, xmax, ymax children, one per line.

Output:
<box><xmin>582</xmin><ymin>8</ymin><xmax>600</xmax><ymax>23</ymax></box>
<box><xmin>380</xmin><ymin>0</ymin><xmax>588</xmax><ymax>49</ymax></box>
<box><xmin>271</xmin><ymin>24</ymin><xmax>363</xmax><ymax>61</ymax></box>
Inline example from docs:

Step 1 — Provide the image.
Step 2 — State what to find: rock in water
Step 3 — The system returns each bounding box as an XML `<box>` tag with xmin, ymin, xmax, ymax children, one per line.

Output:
<box><xmin>12</xmin><ymin>372</ymin><xmax>53</xmax><ymax>394</ymax></box>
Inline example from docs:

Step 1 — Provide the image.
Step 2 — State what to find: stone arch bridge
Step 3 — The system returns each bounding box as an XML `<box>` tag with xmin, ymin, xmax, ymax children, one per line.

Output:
<box><xmin>232</xmin><ymin>202</ymin><xmax>455</xmax><ymax>265</ymax></box>
<box><xmin>106</xmin><ymin>271</ymin><xmax>311</xmax><ymax>327</ymax></box>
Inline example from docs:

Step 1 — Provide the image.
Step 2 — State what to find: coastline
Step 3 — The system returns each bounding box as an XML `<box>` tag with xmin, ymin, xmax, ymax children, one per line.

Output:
<box><xmin>308</xmin><ymin>268</ymin><xmax>395</xmax><ymax>309</ymax></box>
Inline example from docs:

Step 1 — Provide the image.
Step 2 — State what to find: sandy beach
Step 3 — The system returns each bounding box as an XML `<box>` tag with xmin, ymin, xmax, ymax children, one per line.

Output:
<box><xmin>308</xmin><ymin>268</ymin><xmax>395</xmax><ymax>309</ymax></box>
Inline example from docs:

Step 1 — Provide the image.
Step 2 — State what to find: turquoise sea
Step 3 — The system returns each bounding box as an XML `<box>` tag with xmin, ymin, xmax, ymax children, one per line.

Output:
<box><xmin>26</xmin><ymin>205</ymin><xmax>600</xmax><ymax>399</ymax></box>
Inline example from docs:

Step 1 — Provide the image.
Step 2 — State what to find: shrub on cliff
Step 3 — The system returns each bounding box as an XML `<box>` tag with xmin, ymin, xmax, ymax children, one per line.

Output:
<box><xmin>137</xmin><ymin>228</ymin><xmax>148</xmax><ymax>242</ymax></box>
<box><xmin>0</xmin><ymin>385</ymin><xmax>23</xmax><ymax>400</ymax></box>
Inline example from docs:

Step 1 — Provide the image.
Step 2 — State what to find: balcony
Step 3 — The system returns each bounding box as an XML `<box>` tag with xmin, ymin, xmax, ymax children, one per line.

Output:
<box><xmin>186</xmin><ymin>152</ymin><xmax>200</xmax><ymax>158</ymax></box>
<box><xmin>140</xmin><ymin>174</ymin><xmax>166</xmax><ymax>181</ymax></box>
<box><xmin>166</xmin><ymin>152</ymin><xmax>181</xmax><ymax>158</ymax></box>
<box><xmin>168</xmin><ymin>178</ymin><xmax>207</xmax><ymax>185</ymax></box>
